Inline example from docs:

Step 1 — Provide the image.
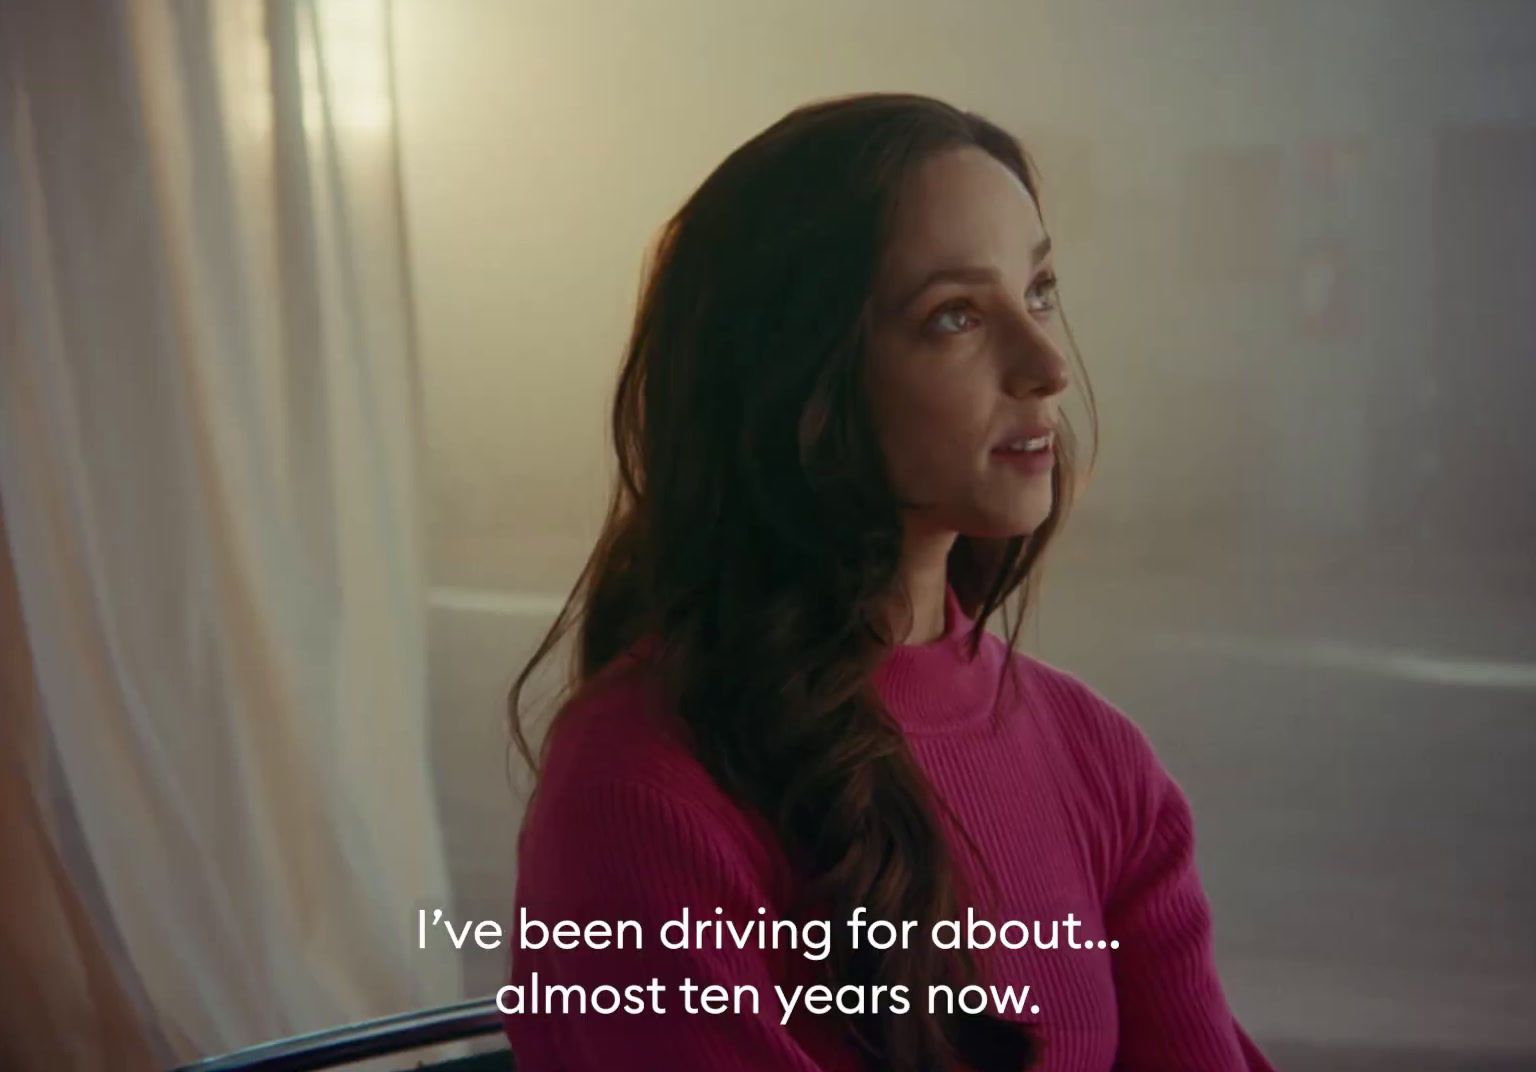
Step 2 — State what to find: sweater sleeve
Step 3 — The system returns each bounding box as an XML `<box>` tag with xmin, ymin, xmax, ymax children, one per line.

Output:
<box><xmin>1102</xmin><ymin>722</ymin><xmax>1277</xmax><ymax>1072</ymax></box>
<box><xmin>503</xmin><ymin>777</ymin><xmax>834</xmax><ymax>1072</ymax></box>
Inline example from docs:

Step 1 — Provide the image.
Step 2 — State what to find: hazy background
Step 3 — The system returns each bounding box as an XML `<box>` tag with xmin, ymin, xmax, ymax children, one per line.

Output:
<box><xmin>389</xmin><ymin>2</ymin><xmax>1535</xmax><ymax>1066</ymax></box>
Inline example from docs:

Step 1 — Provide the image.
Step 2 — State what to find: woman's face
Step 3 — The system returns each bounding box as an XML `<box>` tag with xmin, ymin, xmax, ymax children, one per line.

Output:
<box><xmin>863</xmin><ymin>146</ymin><xmax>1071</xmax><ymax>543</ymax></box>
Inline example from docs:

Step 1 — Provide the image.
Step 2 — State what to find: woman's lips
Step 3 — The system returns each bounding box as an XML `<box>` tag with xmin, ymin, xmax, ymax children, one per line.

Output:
<box><xmin>990</xmin><ymin>443</ymin><xmax>1054</xmax><ymax>474</ymax></box>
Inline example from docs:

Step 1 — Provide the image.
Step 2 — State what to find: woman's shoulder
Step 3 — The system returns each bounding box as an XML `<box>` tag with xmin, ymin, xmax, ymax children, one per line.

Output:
<box><xmin>519</xmin><ymin>652</ymin><xmax>783</xmax><ymax>885</ymax></box>
<box><xmin>537</xmin><ymin>653</ymin><xmax>700</xmax><ymax>787</ymax></box>
<box><xmin>996</xmin><ymin>644</ymin><xmax>1164</xmax><ymax>788</ymax></box>
<box><xmin>532</xmin><ymin>654</ymin><xmax>729</xmax><ymax>814</ymax></box>
<box><xmin>994</xmin><ymin>648</ymin><xmax>1178</xmax><ymax>885</ymax></box>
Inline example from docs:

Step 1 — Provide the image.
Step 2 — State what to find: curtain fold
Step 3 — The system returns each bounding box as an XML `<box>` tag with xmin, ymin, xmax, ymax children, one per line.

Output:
<box><xmin>0</xmin><ymin>0</ymin><xmax>460</xmax><ymax>1063</ymax></box>
<box><xmin>0</xmin><ymin>495</ymin><xmax>162</xmax><ymax>1072</ymax></box>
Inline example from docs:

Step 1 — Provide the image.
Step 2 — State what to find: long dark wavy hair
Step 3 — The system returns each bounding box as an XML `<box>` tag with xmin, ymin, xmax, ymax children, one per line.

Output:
<box><xmin>509</xmin><ymin>92</ymin><xmax>1095</xmax><ymax>1072</ymax></box>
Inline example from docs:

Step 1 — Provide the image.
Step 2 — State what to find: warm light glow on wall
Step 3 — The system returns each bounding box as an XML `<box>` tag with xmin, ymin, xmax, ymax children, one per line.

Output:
<box><xmin>301</xmin><ymin>0</ymin><xmax>392</xmax><ymax>136</ymax></box>
<box><xmin>232</xmin><ymin>0</ymin><xmax>392</xmax><ymax>143</ymax></box>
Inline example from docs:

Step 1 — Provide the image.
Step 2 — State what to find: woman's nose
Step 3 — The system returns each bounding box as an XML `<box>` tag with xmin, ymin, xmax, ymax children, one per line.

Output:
<box><xmin>1003</xmin><ymin>334</ymin><xmax>1071</xmax><ymax>399</ymax></box>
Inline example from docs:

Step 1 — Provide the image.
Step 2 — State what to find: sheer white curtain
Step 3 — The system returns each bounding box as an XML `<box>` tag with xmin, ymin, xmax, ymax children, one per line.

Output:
<box><xmin>0</xmin><ymin>0</ymin><xmax>460</xmax><ymax>1064</ymax></box>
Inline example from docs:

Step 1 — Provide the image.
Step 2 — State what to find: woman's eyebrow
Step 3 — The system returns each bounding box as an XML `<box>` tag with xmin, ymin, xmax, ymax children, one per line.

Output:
<box><xmin>893</xmin><ymin>235</ymin><xmax>1053</xmax><ymax>312</ymax></box>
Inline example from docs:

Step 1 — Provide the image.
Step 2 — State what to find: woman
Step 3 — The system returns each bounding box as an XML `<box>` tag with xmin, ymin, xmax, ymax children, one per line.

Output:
<box><xmin>502</xmin><ymin>93</ymin><xmax>1275</xmax><ymax>1072</ymax></box>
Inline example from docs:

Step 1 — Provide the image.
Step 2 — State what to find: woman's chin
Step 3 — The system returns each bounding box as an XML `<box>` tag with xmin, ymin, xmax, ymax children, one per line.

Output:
<box><xmin>965</xmin><ymin>507</ymin><xmax>1052</xmax><ymax>541</ymax></box>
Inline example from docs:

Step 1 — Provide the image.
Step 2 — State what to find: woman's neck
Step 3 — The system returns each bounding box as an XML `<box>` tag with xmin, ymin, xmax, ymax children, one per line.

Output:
<box><xmin>890</xmin><ymin>526</ymin><xmax>957</xmax><ymax>645</ymax></box>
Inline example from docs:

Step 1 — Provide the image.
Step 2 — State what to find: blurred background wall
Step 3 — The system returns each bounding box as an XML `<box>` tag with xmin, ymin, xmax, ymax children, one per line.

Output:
<box><xmin>391</xmin><ymin>1</ymin><xmax>1536</xmax><ymax>1067</ymax></box>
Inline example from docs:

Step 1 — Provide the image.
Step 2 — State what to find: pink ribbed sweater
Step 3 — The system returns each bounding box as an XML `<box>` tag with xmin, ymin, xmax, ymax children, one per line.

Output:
<box><xmin>502</xmin><ymin>585</ymin><xmax>1275</xmax><ymax>1071</ymax></box>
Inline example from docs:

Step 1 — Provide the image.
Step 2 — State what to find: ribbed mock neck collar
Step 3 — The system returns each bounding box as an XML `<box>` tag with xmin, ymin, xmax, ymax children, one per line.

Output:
<box><xmin>873</xmin><ymin>584</ymin><xmax>1001</xmax><ymax>736</ymax></box>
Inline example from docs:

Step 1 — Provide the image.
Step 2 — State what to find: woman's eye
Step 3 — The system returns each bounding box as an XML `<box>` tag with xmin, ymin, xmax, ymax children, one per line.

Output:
<box><xmin>1026</xmin><ymin>273</ymin><xmax>1060</xmax><ymax>314</ymax></box>
<box><xmin>928</xmin><ymin>276</ymin><xmax>1059</xmax><ymax>335</ymax></box>
<box><xmin>928</xmin><ymin>302</ymin><xmax>981</xmax><ymax>335</ymax></box>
